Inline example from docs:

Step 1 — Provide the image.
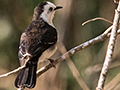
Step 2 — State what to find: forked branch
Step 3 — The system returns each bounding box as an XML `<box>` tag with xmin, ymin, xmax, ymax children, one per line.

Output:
<box><xmin>96</xmin><ymin>1</ymin><xmax>120</xmax><ymax>90</ymax></box>
<box><xmin>0</xmin><ymin>25</ymin><xmax>118</xmax><ymax>78</ymax></box>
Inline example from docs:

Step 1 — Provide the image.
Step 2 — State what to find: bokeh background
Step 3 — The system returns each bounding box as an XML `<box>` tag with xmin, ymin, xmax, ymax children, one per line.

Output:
<box><xmin>0</xmin><ymin>0</ymin><xmax>120</xmax><ymax>90</ymax></box>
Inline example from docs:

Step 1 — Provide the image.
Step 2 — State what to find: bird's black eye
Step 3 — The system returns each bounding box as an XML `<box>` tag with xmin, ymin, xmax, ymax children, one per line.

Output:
<box><xmin>49</xmin><ymin>7</ymin><xmax>53</xmax><ymax>11</ymax></box>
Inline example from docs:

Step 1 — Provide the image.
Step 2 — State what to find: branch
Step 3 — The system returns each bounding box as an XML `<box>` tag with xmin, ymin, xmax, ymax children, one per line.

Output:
<box><xmin>1</xmin><ymin>22</ymin><xmax>120</xmax><ymax>79</ymax></box>
<box><xmin>96</xmin><ymin>1</ymin><xmax>120</xmax><ymax>90</ymax></box>
<box><xmin>82</xmin><ymin>17</ymin><xmax>113</xmax><ymax>26</ymax></box>
<box><xmin>36</xmin><ymin>25</ymin><xmax>113</xmax><ymax>77</ymax></box>
<box><xmin>0</xmin><ymin>66</ymin><xmax>24</xmax><ymax>78</ymax></box>
<box><xmin>0</xmin><ymin>58</ymin><xmax>29</xmax><ymax>78</ymax></box>
<box><xmin>0</xmin><ymin>25</ymin><xmax>114</xmax><ymax>78</ymax></box>
<box><xmin>0</xmin><ymin>23</ymin><xmax>120</xmax><ymax>90</ymax></box>
<box><xmin>59</xmin><ymin>43</ymin><xmax>90</xmax><ymax>90</ymax></box>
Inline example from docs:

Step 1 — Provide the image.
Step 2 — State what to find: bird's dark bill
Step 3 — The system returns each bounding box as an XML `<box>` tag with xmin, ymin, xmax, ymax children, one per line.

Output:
<box><xmin>54</xmin><ymin>6</ymin><xmax>62</xmax><ymax>10</ymax></box>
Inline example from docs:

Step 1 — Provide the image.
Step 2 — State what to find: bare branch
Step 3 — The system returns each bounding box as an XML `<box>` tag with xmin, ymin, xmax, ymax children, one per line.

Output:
<box><xmin>0</xmin><ymin>66</ymin><xmax>24</xmax><ymax>78</ymax></box>
<box><xmin>0</xmin><ymin>21</ymin><xmax>120</xmax><ymax>90</ymax></box>
<box><xmin>0</xmin><ymin>24</ymin><xmax>113</xmax><ymax>79</ymax></box>
<box><xmin>36</xmin><ymin>25</ymin><xmax>113</xmax><ymax>77</ymax></box>
<box><xmin>82</xmin><ymin>17</ymin><xmax>113</xmax><ymax>26</ymax></box>
<box><xmin>0</xmin><ymin>57</ymin><xmax>29</xmax><ymax>78</ymax></box>
<box><xmin>59</xmin><ymin>43</ymin><xmax>90</xmax><ymax>90</ymax></box>
<box><xmin>96</xmin><ymin>1</ymin><xmax>120</xmax><ymax>90</ymax></box>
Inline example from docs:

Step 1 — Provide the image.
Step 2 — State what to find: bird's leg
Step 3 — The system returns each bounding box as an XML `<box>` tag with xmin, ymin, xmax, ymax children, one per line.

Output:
<box><xmin>46</xmin><ymin>58</ymin><xmax>56</xmax><ymax>68</ymax></box>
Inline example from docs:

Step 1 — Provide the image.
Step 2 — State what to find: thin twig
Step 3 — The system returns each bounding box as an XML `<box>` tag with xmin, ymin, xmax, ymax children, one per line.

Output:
<box><xmin>0</xmin><ymin>57</ymin><xmax>29</xmax><ymax>78</ymax></box>
<box><xmin>82</xmin><ymin>17</ymin><xmax>113</xmax><ymax>26</ymax></box>
<box><xmin>0</xmin><ymin>66</ymin><xmax>24</xmax><ymax>78</ymax></box>
<box><xmin>96</xmin><ymin>1</ymin><xmax>120</xmax><ymax>90</ymax></box>
<box><xmin>59</xmin><ymin>43</ymin><xmax>90</xmax><ymax>90</ymax></box>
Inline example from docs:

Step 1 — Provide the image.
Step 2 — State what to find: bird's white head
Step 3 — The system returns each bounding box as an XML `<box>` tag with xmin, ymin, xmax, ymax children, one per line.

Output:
<box><xmin>40</xmin><ymin>1</ymin><xmax>62</xmax><ymax>26</ymax></box>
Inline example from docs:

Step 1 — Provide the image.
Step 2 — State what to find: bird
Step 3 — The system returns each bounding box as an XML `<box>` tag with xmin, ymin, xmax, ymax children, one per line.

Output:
<box><xmin>14</xmin><ymin>1</ymin><xmax>62</xmax><ymax>89</ymax></box>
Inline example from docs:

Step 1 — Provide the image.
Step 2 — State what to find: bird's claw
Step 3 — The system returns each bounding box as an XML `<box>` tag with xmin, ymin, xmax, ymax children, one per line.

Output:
<box><xmin>46</xmin><ymin>58</ymin><xmax>56</xmax><ymax>68</ymax></box>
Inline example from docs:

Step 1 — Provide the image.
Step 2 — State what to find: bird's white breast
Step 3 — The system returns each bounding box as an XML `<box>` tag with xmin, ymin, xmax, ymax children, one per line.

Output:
<box><xmin>38</xmin><ymin>44</ymin><xmax>57</xmax><ymax>63</ymax></box>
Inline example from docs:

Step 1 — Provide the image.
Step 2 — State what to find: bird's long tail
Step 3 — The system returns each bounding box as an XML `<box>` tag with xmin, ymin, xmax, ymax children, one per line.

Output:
<box><xmin>14</xmin><ymin>63</ymin><xmax>37</xmax><ymax>89</ymax></box>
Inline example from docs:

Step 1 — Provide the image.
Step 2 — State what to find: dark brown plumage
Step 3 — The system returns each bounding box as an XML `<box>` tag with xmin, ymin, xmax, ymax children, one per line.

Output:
<box><xmin>14</xmin><ymin>2</ymin><xmax>59</xmax><ymax>89</ymax></box>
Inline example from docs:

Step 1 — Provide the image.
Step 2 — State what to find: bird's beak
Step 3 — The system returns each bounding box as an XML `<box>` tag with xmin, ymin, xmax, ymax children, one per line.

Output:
<box><xmin>54</xmin><ymin>6</ymin><xmax>63</xmax><ymax>10</ymax></box>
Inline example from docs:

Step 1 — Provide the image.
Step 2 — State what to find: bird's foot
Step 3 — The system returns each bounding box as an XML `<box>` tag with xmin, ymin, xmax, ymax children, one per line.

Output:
<box><xmin>46</xmin><ymin>58</ymin><xmax>56</xmax><ymax>68</ymax></box>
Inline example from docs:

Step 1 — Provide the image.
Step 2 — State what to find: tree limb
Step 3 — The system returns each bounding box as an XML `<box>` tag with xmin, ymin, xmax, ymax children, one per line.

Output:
<box><xmin>36</xmin><ymin>25</ymin><xmax>113</xmax><ymax>77</ymax></box>
<box><xmin>1</xmin><ymin>24</ymin><xmax>120</xmax><ymax>90</ymax></box>
<box><xmin>0</xmin><ymin>25</ymin><xmax>115</xmax><ymax>78</ymax></box>
<box><xmin>96</xmin><ymin>1</ymin><xmax>120</xmax><ymax>90</ymax></box>
<box><xmin>59</xmin><ymin>43</ymin><xmax>90</xmax><ymax>90</ymax></box>
<box><xmin>0</xmin><ymin>58</ymin><xmax>29</xmax><ymax>78</ymax></box>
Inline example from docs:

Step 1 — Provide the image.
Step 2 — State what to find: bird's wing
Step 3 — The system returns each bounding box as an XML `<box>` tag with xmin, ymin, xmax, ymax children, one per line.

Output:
<box><xmin>18</xmin><ymin>21</ymin><xmax>57</xmax><ymax>66</ymax></box>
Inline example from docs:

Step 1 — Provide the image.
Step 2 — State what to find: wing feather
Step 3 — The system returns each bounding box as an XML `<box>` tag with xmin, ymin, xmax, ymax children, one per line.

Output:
<box><xmin>18</xmin><ymin>20</ymin><xmax>57</xmax><ymax>66</ymax></box>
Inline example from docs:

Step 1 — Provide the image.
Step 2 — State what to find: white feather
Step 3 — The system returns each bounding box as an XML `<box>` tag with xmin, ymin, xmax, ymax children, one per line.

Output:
<box><xmin>40</xmin><ymin>2</ymin><xmax>56</xmax><ymax>27</ymax></box>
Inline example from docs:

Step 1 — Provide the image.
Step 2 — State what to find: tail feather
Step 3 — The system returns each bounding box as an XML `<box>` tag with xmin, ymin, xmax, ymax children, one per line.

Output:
<box><xmin>25</xmin><ymin>65</ymin><xmax>37</xmax><ymax>88</ymax></box>
<box><xmin>15</xmin><ymin>63</ymin><xmax>37</xmax><ymax>89</ymax></box>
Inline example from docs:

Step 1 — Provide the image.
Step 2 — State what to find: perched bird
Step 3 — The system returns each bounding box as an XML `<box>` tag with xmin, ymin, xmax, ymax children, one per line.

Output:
<box><xmin>14</xmin><ymin>1</ymin><xmax>62</xmax><ymax>89</ymax></box>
